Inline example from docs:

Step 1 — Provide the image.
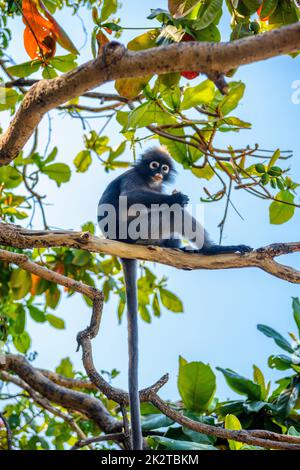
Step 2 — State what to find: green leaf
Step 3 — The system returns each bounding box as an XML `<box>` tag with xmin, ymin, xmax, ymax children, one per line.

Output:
<box><xmin>74</xmin><ymin>150</ymin><xmax>92</xmax><ymax>173</ymax></box>
<box><xmin>115</xmin><ymin>76</ymin><xmax>152</xmax><ymax>100</ymax></box>
<box><xmin>194</xmin><ymin>0</ymin><xmax>223</xmax><ymax>30</ymax></box>
<box><xmin>260</xmin><ymin>0</ymin><xmax>278</xmax><ymax>19</ymax></box>
<box><xmin>147</xmin><ymin>435</ymin><xmax>217</xmax><ymax>450</ymax></box>
<box><xmin>14</xmin><ymin>305</ymin><xmax>26</xmax><ymax>334</ymax></box>
<box><xmin>46</xmin><ymin>286</ymin><xmax>61</xmax><ymax>309</ymax></box>
<box><xmin>10</xmin><ymin>269</ymin><xmax>32</xmax><ymax>300</ymax></box>
<box><xmin>49</xmin><ymin>54</ymin><xmax>78</xmax><ymax>73</ymax></box>
<box><xmin>42</xmin><ymin>66</ymin><xmax>58</xmax><ymax>79</ymax></box>
<box><xmin>219</xmin><ymin>82</ymin><xmax>245</xmax><ymax>116</ymax></box>
<box><xmin>192</xmin><ymin>164</ymin><xmax>215</xmax><ymax>180</ymax></box>
<box><xmin>100</xmin><ymin>0</ymin><xmax>118</xmax><ymax>21</ymax></box>
<box><xmin>0</xmin><ymin>87</ymin><xmax>19</xmax><ymax>111</ymax></box>
<box><xmin>0</xmin><ymin>166</ymin><xmax>23</xmax><ymax>189</ymax></box>
<box><xmin>159</xmin><ymin>128</ymin><xmax>189</xmax><ymax>164</ymax></box>
<box><xmin>268</xmin><ymin>354</ymin><xmax>293</xmax><ymax>370</ymax></box>
<box><xmin>268</xmin><ymin>148</ymin><xmax>280</xmax><ymax>169</ymax></box>
<box><xmin>28</xmin><ymin>305</ymin><xmax>46</xmax><ymax>323</ymax></box>
<box><xmin>141</xmin><ymin>414</ymin><xmax>174</xmax><ymax>430</ymax></box>
<box><xmin>127</xmin><ymin>30</ymin><xmax>159</xmax><ymax>51</ymax></box>
<box><xmin>242</xmin><ymin>0</ymin><xmax>260</xmax><ymax>14</ymax></box>
<box><xmin>55</xmin><ymin>357</ymin><xmax>75</xmax><ymax>378</ymax></box>
<box><xmin>160</xmin><ymin>288</ymin><xmax>183</xmax><ymax>313</ymax></box>
<box><xmin>127</xmin><ymin>101</ymin><xmax>176</xmax><ymax>129</ymax></box>
<box><xmin>288</xmin><ymin>426</ymin><xmax>300</xmax><ymax>436</ymax></box>
<box><xmin>72</xmin><ymin>250</ymin><xmax>92</xmax><ymax>267</ymax></box>
<box><xmin>225</xmin><ymin>414</ymin><xmax>243</xmax><ymax>450</ymax></box>
<box><xmin>257</xmin><ymin>324</ymin><xmax>294</xmax><ymax>353</ymax></box>
<box><xmin>168</xmin><ymin>0</ymin><xmax>202</xmax><ymax>18</ymax></box>
<box><xmin>253</xmin><ymin>365</ymin><xmax>267</xmax><ymax>399</ymax></box>
<box><xmin>81</xmin><ymin>221</ymin><xmax>95</xmax><ymax>235</ymax></box>
<box><xmin>178</xmin><ymin>360</ymin><xmax>216</xmax><ymax>411</ymax></box>
<box><xmin>46</xmin><ymin>314</ymin><xmax>65</xmax><ymax>330</ymax></box>
<box><xmin>43</xmin><ymin>163</ymin><xmax>71</xmax><ymax>186</ymax></box>
<box><xmin>269</xmin><ymin>190</ymin><xmax>295</xmax><ymax>225</ymax></box>
<box><xmin>139</xmin><ymin>305</ymin><xmax>151</xmax><ymax>323</ymax></box>
<box><xmin>292</xmin><ymin>297</ymin><xmax>300</xmax><ymax>336</ymax></box>
<box><xmin>181</xmin><ymin>79</ymin><xmax>215</xmax><ymax>110</ymax></box>
<box><xmin>216</xmin><ymin>367</ymin><xmax>261</xmax><ymax>400</ymax></box>
<box><xmin>13</xmin><ymin>332</ymin><xmax>31</xmax><ymax>353</ymax></box>
<box><xmin>182</xmin><ymin>426</ymin><xmax>217</xmax><ymax>445</ymax></box>
<box><xmin>275</xmin><ymin>377</ymin><xmax>300</xmax><ymax>418</ymax></box>
<box><xmin>7</xmin><ymin>60</ymin><xmax>42</xmax><ymax>77</ymax></box>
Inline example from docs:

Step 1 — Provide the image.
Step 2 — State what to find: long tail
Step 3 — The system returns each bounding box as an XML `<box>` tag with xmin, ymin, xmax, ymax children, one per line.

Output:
<box><xmin>121</xmin><ymin>258</ymin><xmax>143</xmax><ymax>450</ymax></box>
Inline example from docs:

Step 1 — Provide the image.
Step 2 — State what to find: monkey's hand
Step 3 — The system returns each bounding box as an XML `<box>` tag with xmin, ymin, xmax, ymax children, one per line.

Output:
<box><xmin>170</xmin><ymin>192</ymin><xmax>189</xmax><ymax>206</ymax></box>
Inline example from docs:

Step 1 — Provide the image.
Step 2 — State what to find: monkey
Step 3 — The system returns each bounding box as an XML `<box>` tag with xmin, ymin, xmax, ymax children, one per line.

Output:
<box><xmin>97</xmin><ymin>146</ymin><xmax>252</xmax><ymax>450</ymax></box>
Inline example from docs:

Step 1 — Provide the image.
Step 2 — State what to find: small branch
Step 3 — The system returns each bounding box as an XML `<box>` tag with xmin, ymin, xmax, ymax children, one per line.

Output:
<box><xmin>0</xmin><ymin>248</ymin><xmax>101</xmax><ymax>300</ymax></box>
<box><xmin>37</xmin><ymin>370</ymin><xmax>97</xmax><ymax>390</ymax></box>
<box><xmin>0</xmin><ymin>411</ymin><xmax>12</xmax><ymax>450</ymax></box>
<box><xmin>149</xmin><ymin>394</ymin><xmax>300</xmax><ymax>450</ymax></box>
<box><xmin>71</xmin><ymin>432</ymin><xmax>125</xmax><ymax>450</ymax></box>
<box><xmin>0</xmin><ymin>223</ymin><xmax>300</xmax><ymax>284</ymax></box>
<box><xmin>76</xmin><ymin>293</ymin><xmax>168</xmax><ymax>405</ymax></box>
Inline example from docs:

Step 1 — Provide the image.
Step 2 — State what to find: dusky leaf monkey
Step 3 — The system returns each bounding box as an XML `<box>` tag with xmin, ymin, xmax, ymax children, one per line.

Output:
<box><xmin>98</xmin><ymin>146</ymin><xmax>252</xmax><ymax>449</ymax></box>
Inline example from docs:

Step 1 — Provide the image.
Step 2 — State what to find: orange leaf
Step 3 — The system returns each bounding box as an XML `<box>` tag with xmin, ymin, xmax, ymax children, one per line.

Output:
<box><xmin>22</xmin><ymin>0</ymin><xmax>57</xmax><ymax>59</ymax></box>
<box><xmin>96</xmin><ymin>30</ymin><xmax>110</xmax><ymax>52</ymax></box>
<box><xmin>38</xmin><ymin>0</ymin><xmax>79</xmax><ymax>55</ymax></box>
<box><xmin>30</xmin><ymin>273</ymin><xmax>41</xmax><ymax>295</ymax></box>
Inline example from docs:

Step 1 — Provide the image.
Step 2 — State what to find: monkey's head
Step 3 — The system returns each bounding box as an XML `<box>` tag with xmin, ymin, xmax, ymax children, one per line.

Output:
<box><xmin>134</xmin><ymin>147</ymin><xmax>176</xmax><ymax>186</ymax></box>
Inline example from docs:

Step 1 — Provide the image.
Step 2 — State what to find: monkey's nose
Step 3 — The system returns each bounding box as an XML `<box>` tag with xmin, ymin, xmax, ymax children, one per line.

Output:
<box><xmin>153</xmin><ymin>173</ymin><xmax>163</xmax><ymax>181</ymax></box>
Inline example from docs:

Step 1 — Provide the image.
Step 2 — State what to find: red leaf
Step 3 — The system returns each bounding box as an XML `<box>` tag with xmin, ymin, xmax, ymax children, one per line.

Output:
<box><xmin>180</xmin><ymin>71</ymin><xmax>199</xmax><ymax>79</ymax></box>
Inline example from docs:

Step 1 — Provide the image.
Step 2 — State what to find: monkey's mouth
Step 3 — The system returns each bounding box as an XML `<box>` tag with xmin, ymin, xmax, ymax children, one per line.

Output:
<box><xmin>153</xmin><ymin>173</ymin><xmax>163</xmax><ymax>182</ymax></box>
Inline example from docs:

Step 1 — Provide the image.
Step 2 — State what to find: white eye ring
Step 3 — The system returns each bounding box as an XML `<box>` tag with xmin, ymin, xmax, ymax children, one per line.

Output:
<box><xmin>150</xmin><ymin>161</ymin><xmax>159</xmax><ymax>169</ymax></box>
<box><xmin>162</xmin><ymin>164</ymin><xmax>169</xmax><ymax>174</ymax></box>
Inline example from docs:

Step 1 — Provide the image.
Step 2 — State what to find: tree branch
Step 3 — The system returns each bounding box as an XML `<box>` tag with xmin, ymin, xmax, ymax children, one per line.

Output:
<box><xmin>1</xmin><ymin>23</ymin><xmax>300</xmax><ymax>165</ymax></box>
<box><xmin>0</xmin><ymin>410</ymin><xmax>12</xmax><ymax>450</ymax></box>
<box><xmin>0</xmin><ymin>371</ymin><xmax>90</xmax><ymax>445</ymax></box>
<box><xmin>0</xmin><ymin>355</ymin><xmax>121</xmax><ymax>434</ymax></box>
<box><xmin>0</xmin><ymin>223</ymin><xmax>300</xmax><ymax>283</ymax></box>
<box><xmin>0</xmin><ymin>248</ymin><xmax>102</xmax><ymax>300</ymax></box>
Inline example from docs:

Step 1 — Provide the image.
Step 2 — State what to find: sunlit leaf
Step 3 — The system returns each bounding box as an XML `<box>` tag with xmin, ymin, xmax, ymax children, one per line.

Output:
<box><xmin>225</xmin><ymin>414</ymin><xmax>243</xmax><ymax>450</ymax></box>
<box><xmin>178</xmin><ymin>359</ymin><xmax>216</xmax><ymax>411</ymax></box>
<box><xmin>269</xmin><ymin>190</ymin><xmax>295</xmax><ymax>225</ymax></box>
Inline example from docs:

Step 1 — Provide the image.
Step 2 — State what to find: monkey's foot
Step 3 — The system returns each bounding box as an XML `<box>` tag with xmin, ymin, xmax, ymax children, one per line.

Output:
<box><xmin>180</xmin><ymin>245</ymin><xmax>253</xmax><ymax>255</ymax></box>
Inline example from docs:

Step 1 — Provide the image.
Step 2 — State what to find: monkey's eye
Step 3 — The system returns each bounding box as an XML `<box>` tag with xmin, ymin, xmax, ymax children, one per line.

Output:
<box><xmin>161</xmin><ymin>164</ymin><xmax>169</xmax><ymax>174</ymax></box>
<box><xmin>149</xmin><ymin>161</ymin><xmax>159</xmax><ymax>170</ymax></box>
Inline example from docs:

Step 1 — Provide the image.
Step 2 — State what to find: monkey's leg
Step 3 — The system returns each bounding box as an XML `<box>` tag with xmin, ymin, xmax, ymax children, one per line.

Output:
<box><xmin>166</xmin><ymin>208</ymin><xmax>252</xmax><ymax>254</ymax></box>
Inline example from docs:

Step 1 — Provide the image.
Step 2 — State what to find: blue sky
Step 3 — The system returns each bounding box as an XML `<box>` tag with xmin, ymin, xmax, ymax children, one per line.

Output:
<box><xmin>2</xmin><ymin>1</ymin><xmax>300</xmax><ymax>401</ymax></box>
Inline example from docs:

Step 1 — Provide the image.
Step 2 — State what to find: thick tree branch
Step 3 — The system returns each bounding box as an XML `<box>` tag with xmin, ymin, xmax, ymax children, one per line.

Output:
<box><xmin>1</xmin><ymin>23</ymin><xmax>300</xmax><ymax>165</ymax></box>
<box><xmin>0</xmin><ymin>371</ymin><xmax>89</xmax><ymax>445</ymax></box>
<box><xmin>0</xmin><ymin>223</ymin><xmax>299</xmax><ymax>283</ymax></box>
<box><xmin>0</xmin><ymin>354</ymin><xmax>121</xmax><ymax>434</ymax></box>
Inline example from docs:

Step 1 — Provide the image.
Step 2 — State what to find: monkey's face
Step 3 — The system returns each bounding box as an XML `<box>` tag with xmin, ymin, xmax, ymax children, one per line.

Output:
<box><xmin>135</xmin><ymin>148</ymin><xmax>176</xmax><ymax>186</ymax></box>
<box><xmin>148</xmin><ymin>160</ymin><xmax>170</xmax><ymax>186</ymax></box>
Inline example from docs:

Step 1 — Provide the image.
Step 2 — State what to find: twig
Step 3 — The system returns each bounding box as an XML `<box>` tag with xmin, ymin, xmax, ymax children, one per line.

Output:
<box><xmin>0</xmin><ymin>411</ymin><xmax>12</xmax><ymax>450</ymax></box>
